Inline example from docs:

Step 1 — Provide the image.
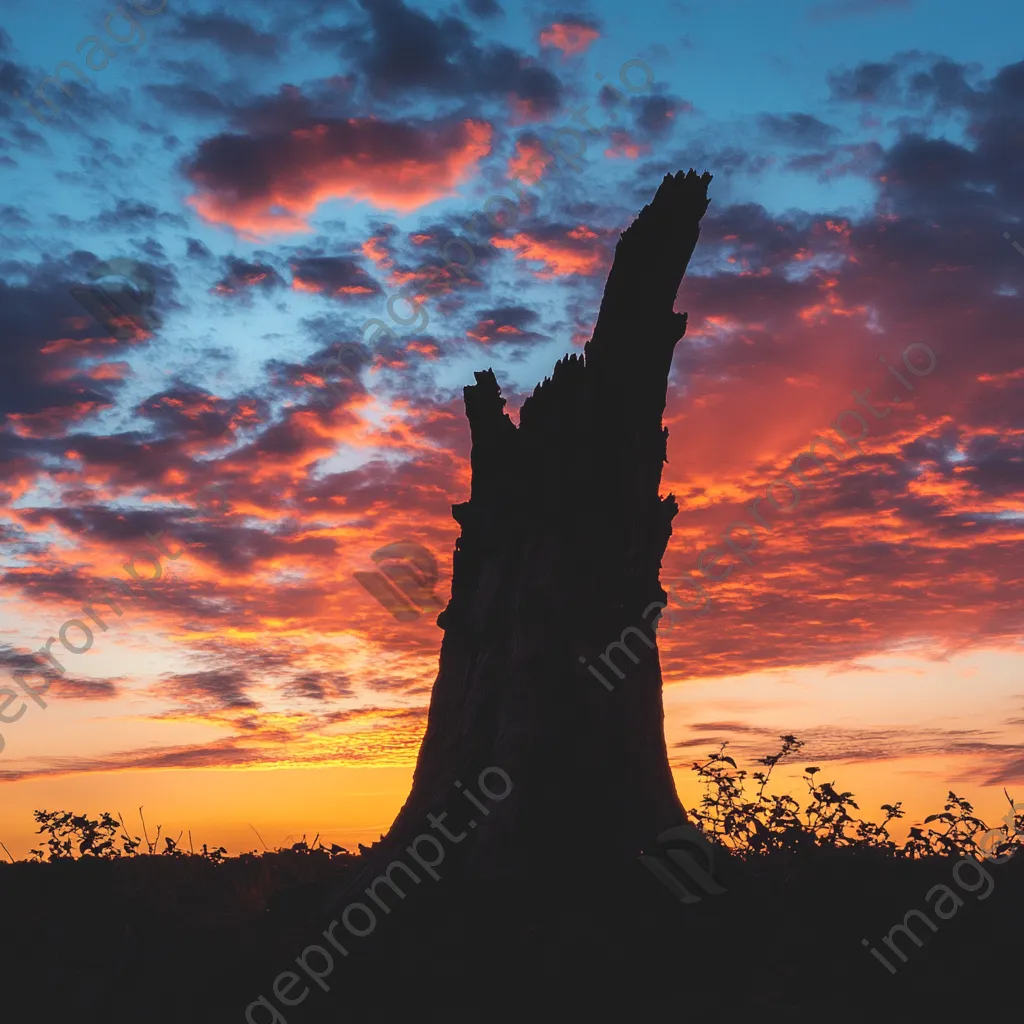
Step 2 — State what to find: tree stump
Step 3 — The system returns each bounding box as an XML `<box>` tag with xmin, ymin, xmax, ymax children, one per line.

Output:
<box><xmin>348</xmin><ymin>168</ymin><xmax>712</xmax><ymax>890</ymax></box>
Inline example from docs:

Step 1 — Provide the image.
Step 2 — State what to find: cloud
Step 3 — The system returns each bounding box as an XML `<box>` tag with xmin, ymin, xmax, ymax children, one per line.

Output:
<box><xmin>464</xmin><ymin>0</ymin><xmax>503</xmax><ymax>17</ymax></box>
<box><xmin>506</xmin><ymin>135</ymin><xmax>554</xmax><ymax>183</ymax></box>
<box><xmin>671</xmin><ymin>722</ymin><xmax>1013</xmax><ymax>787</ymax></box>
<box><xmin>186</xmin><ymin>115</ymin><xmax>493</xmax><ymax>236</ymax></box>
<box><xmin>283</xmin><ymin>671</ymin><xmax>356</xmax><ymax>701</ymax></box>
<box><xmin>0</xmin><ymin>646</ymin><xmax>119</xmax><ymax>701</ymax></box>
<box><xmin>0</xmin><ymin>739</ymin><xmax>275</xmax><ymax>781</ymax></box>
<box><xmin>168</xmin><ymin>12</ymin><xmax>283</xmax><ymax>59</ymax></box>
<box><xmin>491</xmin><ymin>224</ymin><xmax>611</xmax><ymax>278</ymax></box>
<box><xmin>186</xmin><ymin>238</ymin><xmax>213</xmax><ymax>260</ymax></box>
<box><xmin>80</xmin><ymin>200</ymin><xmax>188</xmax><ymax>233</ymax></box>
<box><xmin>0</xmin><ymin>258</ymin><xmax>162</xmax><ymax>436</ymax></box>
<box><xmin>603</xmin><ymin>131</ymin><xmax>650</xmax><ymax>160</ymax></box>
<box><xmin>212</xmin><ymin>257</ymin><xmax>285</xmax><ymax>296</ymax></box>
<box><xmin>0</xmin><ymin>38</ymin><xmax>39</xmax><ymax>124</ymax></box>
<box><xmin>0</xmin><ymin>204</ymin><xmax>30</xmax><ymax>229</ymax></box>
<box><xmin>289</xmin><ymin>256</ymin><xmax>383</xmax><ymax>298</ymax></box>
<box><xmin>827</xmin><ymin>57</ymin><xmax>906</xmax><ymax>103</ymax></box>
<box><xmin>145</xmin><ymin>76</ymin><xmax>229</xmax><ymax>119</ymax></box>
<box><xmin>137</xmin><ymin>386</ymin><xmax>264</xmax><ymax>445</ymax></box>
<box><xmin>633</xmin><ymin>94</ymin><xmax>692</xmax><ymax>136</ymax></box>
<box><xmin>337</xmin><ymin>0</ymin><xmax>563</xmax><ymax>116</ymax></box>
<box><xmin>785</xmin><ymin>141</ymin><xmax>884</xmax><ymax>182</ymax></box>
<box><xmin>758</xmin><ymin>112</ymin><xmax>840</xmax><ymax>147</ymax></box>
<box><xmin>466</xmin><ymin>304</ymin><xmax>542</xmax><ymax>343</ymax></box>
<box><xmin>0</xmin><ymin>703</ymin><xmax>434</xmax><ymax>781</ymax></box>
<box><xmin>539</xmin><ymin>19</ymin><xmax>601</xmax><ymax>56</ymax></box>
<box><xmin>51</xmin><ymin>676</ymin><xmax>119</xmax><ymax>700</ymax></box>
<box><xmin>154</xmin><ymin>668</ymin><xmax>257</xmax><ymax>711</ymax></box>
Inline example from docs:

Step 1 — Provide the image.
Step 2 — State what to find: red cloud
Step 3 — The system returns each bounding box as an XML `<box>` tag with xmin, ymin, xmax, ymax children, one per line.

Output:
<box><xmin>492</xmin><ymin>226</ymin><xmax>608</xmax><ymax>278</ymax></box>
<box><xmin>508</xmin><ymin>95</ymin><xmax>554</xmax><ymax>125</ymax></box>
<box><xmin>603</xmin><ymin>131</ymin><xmax>651</xmax><ymax>160</ymax></box>
<box><xmin>539</xmin><ymin>21</ymin><xmax>600</xmax><ymax>56</ymax></box>
<box><xmin>467</xmin><ymin>321</ymin><xmax>527</xmax><ymax>343</ymax></box>
<box><xmin>405</xmin><ymin>340</ymin><xmax>440</xmax><ymax>358</ymax></box>
<box><xmin>288</xmin><ymin>257</ymin><xmax>381</xmax><ymax>298</ymax></box>
<box><xmin>506</xmin><ymin>138</ymin><xmax>553</xmax><ymax>183</ymax></box>
<box><xmin>361</xmin><ymin>234</ymin><xmax>394</xmax><ymax>272</ymax></box>
<box><xmin>187</xmin><ymin>117</ymin><xmax>493</xmax><ymax>237</ymax></box>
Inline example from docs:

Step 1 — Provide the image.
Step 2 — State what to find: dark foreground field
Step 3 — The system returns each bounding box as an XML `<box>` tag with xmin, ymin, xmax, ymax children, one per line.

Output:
<box><xmin>4</xmin><ymin>744</ymin><xmax>1022</xmax><ymax>1023</ymax></box>
<box><xmin>3</xmin><ymin>840</ymin><xmax>1022</xmax><ymax>1023</ymax></box>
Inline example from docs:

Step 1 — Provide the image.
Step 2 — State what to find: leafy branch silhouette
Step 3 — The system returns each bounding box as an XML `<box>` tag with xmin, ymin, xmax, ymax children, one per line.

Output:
<box><xmin>683</xmin><ymin>734</ymin><xmax>1022</xmax><ymax>861</ymax></box>
<box><xmin>27</xmin><ymin>807</ymin><xmax>353</xmax><ymax>863</ymax></box>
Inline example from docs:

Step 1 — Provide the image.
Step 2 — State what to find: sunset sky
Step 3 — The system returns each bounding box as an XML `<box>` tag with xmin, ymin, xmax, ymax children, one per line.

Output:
<box><xmin>1</xmin><ymin>0</ymin><xmax>1022</xmax><ymax>857</ymax></box>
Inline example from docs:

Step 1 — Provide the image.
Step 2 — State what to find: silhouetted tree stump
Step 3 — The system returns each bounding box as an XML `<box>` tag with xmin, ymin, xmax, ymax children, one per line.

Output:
<box><xmin>360</xmin><ymin>169</ymin><xmax>713</xmax><ymax>886</ymax></box>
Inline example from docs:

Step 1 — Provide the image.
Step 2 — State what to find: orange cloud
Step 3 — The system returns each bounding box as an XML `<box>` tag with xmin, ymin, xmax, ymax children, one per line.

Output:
<box><xmin>187</xmin><ymin>118</ymin><xmax>493</xmax><ymax>238</ymax></box>
<box><xmin>362</xmin><ymin>235</ymin><xmax>392</xmax><ymax>271</ymax></box>
<box><xmin>42</xmin><ymin>361</ymin><xmax>131</xmax><ymax>384</ymax></box>
<box><xmin>294</xmin><ymin>280</ymin><xmax>376</xmax><ymax>296</ymax></box>
<box><xmin>491</xmin><ymin>227</ymin><xmax>608</xmax><ymax>278</ymax></box>
<box><xmin>467</xmin><ymin>320</ymin><xmax>529</xmax><ymax>343</ymax></box>
<box><xmin>539</xmin><ymin>21</ymin><xmax>600</xmax><ymax>55</ymax></box>
<box><xmin>6</xmin><ymin>402</ymin><xmax>110</xmax><ymax>438</ymax></box>
<box><xmin>212</xmin><ymin>270</ymin><xmax>275</xmax><ymax>295</ymax></box>
<box><xmin>977</xmin><ymin>367</ymin><xmax>1024</xmax><ymax>387</ymax></box>
<box><xmin>290</xmin><ymin>272</ymin><xmax>378</xmax><ymax>296</ymax></box>
<box><xmin>405</xmin><ymin>340</ymin><xmax>440</xmax><ymax>358</ymax></box>
<box><xmin>508</xmin><ymin>95</ymin><xmax>553</xmax><ymax>125</ymax></box>
<box><xmin>506</xmin><ymin>138</ymin><xmax>553</xmax><ymax>183</ymax></box>
<box><xmin>796</xmin><ymin>274</ymin><xmax>867</xmax><ymax>325</ymax></box>
<box><xmin>603</xmin><ymin>132</ymin><xmax>650</xmax><ymax>159</ymax></box>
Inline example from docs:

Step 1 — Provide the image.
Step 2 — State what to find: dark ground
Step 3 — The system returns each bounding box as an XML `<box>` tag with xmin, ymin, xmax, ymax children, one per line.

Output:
<box><xmin>4</xmin><ymin>840</ymin><xmax>1021</xmax><ymax>1023</ymax></box>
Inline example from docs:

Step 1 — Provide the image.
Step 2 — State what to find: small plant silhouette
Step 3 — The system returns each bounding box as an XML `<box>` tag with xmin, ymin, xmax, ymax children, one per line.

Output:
<box><xmin>27</xmin><ymin>806</ymin><xmax>234</xmax><ymax>861</ymax></box>
<box><xmin>30</xmin><ymin>810</ymin><xmax>128</xmax><ymax>860</ymax></box>
<box><xmin>25</xmin><ymin>809</ymin><xmax>352</xmax><ymax>863</ymax></box>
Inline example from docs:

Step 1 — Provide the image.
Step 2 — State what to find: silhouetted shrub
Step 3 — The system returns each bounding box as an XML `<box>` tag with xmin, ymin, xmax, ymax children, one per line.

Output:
<box><xmin>685</xmin><ymin>734</ymin><xmax>1022</xmax><ymax>861</ymax></box>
